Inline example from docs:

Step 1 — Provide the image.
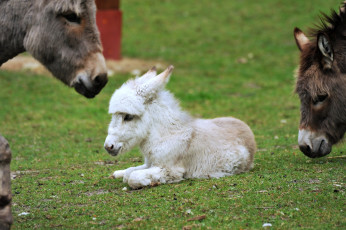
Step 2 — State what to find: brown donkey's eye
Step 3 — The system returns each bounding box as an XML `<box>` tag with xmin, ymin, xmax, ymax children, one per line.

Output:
<box><xmin>61</xmin><ymin>12</ymin><xmax>81</xmax><ymax>24</ymax></box>
<box><xmin>124</xmin><ymin>114</ymin><xmax>134</xmax><ymax>122</ymax></box>
<box><xmin>313</xmin><ymin>94</ymin><xmax>328</xmax><ymax>105</ymax></box>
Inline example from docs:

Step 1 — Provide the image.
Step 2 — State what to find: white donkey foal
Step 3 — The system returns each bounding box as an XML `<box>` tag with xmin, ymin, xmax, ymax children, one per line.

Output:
<box><xmin>104</xmin><ymin>66</ymin><xmax>256</xmax><ymax>189</ymax></box>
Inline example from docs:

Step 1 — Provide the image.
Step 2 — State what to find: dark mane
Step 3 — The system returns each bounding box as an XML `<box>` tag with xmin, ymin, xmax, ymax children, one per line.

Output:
<box><xmin>309</xmin><ymin>2</ymin><xmax>346</xmax><ymax>37</ymax></box>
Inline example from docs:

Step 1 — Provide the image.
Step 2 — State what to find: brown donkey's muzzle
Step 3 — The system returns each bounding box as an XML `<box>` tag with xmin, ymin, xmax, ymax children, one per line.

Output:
<box><xmin>298</xmin><ymin>129</ymin><xmax>332</xmax><ymax>158</ymax></box>
<box><xmin>299</xmin><ymin>140</ymin><xmax>332</xmax><ymax>158</ymax></box>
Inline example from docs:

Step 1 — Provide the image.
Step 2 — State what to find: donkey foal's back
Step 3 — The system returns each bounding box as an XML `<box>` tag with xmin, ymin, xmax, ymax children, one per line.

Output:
<box><xmin>104</xmin><ymin>66</ymin><xmax>256</xmax><ymax>189</ymax></box>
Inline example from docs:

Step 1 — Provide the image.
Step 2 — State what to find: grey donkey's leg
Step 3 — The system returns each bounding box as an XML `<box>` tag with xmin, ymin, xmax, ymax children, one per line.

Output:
<box><xmin>0</xmin><ymin>135</ymin><xmax>13</xmax><ymax>230</ymax></box>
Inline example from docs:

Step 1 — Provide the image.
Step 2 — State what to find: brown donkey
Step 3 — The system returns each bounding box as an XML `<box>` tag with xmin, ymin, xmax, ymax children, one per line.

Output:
<box><xmin>0</xmin><ymin>0</ymin><xmax>108</xmax><ymax>98</ymax></box>
<box><xmin>294</xmin><ymin>2</ymin><xmax>346</xmax><ymax>158</ymax></box>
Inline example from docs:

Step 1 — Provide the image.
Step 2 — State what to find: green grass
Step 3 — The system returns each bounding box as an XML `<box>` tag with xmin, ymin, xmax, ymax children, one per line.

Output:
<box><xmin>1</xmin><ymin>0</ymin><xmax>345</xmax><ymax>229</ymax></box>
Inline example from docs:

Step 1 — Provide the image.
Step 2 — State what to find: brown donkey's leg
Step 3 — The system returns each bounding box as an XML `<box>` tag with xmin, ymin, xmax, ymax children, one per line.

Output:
<box><xmin>0</xmin><ymin>135</ymin><xmax>12</xmax><ymax>230</ymax></box>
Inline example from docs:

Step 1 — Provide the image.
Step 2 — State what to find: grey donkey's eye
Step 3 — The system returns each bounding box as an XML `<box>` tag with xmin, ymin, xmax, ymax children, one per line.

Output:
<box><xmin>61</xmin><ymin>12</ymin><xmax>81</xmax><ymax>24</ymax></box>
<box><xmin>123</xmin><ymin>114</ymin><xmax>134</xmax><ymax>122</ymax></box>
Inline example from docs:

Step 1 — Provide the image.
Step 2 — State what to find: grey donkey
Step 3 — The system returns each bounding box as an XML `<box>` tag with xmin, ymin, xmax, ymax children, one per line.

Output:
<box><xmin>0</xmin><ymin>0</ymin><xmax>108</xmax><ymax>98</ymax></box>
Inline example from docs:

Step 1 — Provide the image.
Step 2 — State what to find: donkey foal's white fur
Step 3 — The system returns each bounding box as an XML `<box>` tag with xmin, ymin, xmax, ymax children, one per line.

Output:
<box><xmin>104</xmin><ymin>66</ymin><xmax>256</xmax><ymax>189</ymax></box>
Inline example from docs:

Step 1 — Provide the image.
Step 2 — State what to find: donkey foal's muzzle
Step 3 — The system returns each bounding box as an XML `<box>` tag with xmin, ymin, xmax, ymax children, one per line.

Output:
<box><xmin>104</xmin><ymin>143</ymin><xmax>121</xmax><ymax>156</ymax></box>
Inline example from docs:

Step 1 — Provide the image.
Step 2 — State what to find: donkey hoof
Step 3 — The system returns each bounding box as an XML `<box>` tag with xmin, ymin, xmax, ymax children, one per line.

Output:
<box><xmin>113</xmin><ymin>170</ymin><xmax>126</xmax><ymax>179</ymax></box>
<box><xmin>128</xmin><ymin>173</ymin><xmax>151</xmax><ymax>189</ymax></box>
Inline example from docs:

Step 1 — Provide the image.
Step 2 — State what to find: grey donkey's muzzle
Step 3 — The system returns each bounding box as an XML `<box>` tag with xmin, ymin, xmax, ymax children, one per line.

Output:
<box><xmin>73</xmin><ymin>52</ymin><xmax>108</xmax><ymax>98</ymax></box>
<box><xmin>74</xmin><ymin>73</ymin><xmax>108</xmax><ymax>98</ymax></box>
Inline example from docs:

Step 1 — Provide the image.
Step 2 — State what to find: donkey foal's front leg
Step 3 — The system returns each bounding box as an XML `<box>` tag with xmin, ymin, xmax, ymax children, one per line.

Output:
<box><xmin>127</xmin><ymin>167</ymin><xmax>163</xmax><ymax>189</ymax></box>
<box><xmin>112</xmin><ymin>170</ymin><xmax>126</xmax><ymax>179</ymax></box>
<box><xmin>112</xmin><ymin>164</ymin><xmax>149</xmax><ymax>182</ymax></box>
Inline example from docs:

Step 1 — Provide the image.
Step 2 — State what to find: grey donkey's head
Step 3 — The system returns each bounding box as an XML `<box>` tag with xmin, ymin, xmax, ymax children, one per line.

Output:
<box><xmin>23</xmin><ymin>0</ymin><xmax>108</xmax><ymax>98</ymax></box>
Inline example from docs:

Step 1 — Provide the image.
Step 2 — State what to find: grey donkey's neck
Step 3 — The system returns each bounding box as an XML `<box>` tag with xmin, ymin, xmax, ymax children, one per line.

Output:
<box><xmin>0</xmin><ymin>0</ymin><xmax>33</xmax><ymax>65</ymax></box>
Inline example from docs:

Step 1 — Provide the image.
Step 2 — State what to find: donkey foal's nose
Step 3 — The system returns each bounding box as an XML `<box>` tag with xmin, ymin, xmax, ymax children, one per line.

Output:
<box><xmin>104</xmin><ymin>143</ymin><xmax>121</xmax><ymax>156</ymax></box>
<box><xmin>104</xmin><ymin>144</ymin><xmax>114</xmax><ymax>152</ymax></box>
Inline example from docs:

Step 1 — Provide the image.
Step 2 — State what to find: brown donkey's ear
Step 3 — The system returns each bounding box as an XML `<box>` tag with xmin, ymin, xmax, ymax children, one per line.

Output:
<box><xmin>318</xmin><ymin>33</ymin><xmax>333</xmax><ymax>70</ymax></box>
<box><xmin>294</xmin><ymin>27</ymin><xmax>310</xmax><ymax>51</ymax></box>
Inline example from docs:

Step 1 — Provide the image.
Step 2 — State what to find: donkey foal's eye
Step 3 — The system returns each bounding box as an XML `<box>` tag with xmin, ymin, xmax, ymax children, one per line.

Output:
<box><xmin>124</xmin><ymin>114</ymin><xmax>134</xmax><ymax>122</ymax></box>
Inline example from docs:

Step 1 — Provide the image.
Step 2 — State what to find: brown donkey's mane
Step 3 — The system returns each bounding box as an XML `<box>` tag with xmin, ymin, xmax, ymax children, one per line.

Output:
<box><xmin>309</xmin><ymin>4</ymin><xmax>346</xmax><ymax>73</ymax></box>
<box><xmin>311</xmin><ymin>8</ymin><xmax>344</xmax><ymax>36</ymax></box>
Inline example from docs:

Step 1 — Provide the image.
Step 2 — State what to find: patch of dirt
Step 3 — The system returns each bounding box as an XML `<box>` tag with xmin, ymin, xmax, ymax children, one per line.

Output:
<box><xmin>85</xmin><ymin>189</ymin><xmax>109</xmax><ymax>197</ymax></box>
<box><xmin>94</xmin><ymin>160</ymin><xmax>117</xmax><ymax>166</ymax></box>
<box><xmin>11</xmin><ymin>170</ymin><xmax>41</xmax><ymax>180</ymax></box>
<box><xmin>1</xmin><ymin>55</ymin><xmax>168</xmax><ymax>76</ymax></box>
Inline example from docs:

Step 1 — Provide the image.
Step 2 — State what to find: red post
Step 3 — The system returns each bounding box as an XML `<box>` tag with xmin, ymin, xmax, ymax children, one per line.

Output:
<box><xmin>95</xmin><ymin>0</ymin><xmax>122</xmax><ymax>60</ymax></box>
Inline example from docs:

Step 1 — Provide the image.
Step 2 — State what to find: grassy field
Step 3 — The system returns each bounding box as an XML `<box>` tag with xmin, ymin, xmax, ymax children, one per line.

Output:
<box><xmin>0</xmin><ymin>0</ymin><xmax>345</xmax><ymax>229</ymax></box>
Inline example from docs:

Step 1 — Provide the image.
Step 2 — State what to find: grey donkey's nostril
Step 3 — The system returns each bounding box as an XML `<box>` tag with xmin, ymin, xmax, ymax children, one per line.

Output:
<box><xmin>93</xmin><ymin>73</ymin><xmax>108</xmax><ymax>87</ymax></box>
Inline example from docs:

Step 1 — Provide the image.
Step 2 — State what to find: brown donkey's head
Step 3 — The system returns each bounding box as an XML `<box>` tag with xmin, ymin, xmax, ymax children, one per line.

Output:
<box><xmin>23</xmin><ymin>0</ymin><xmax>107</xmax><ymax>98</ymax></box>
<box><xmin>294</xmin><ymin>4</ymin><xmax>346</xmax><ymax>158</ymax></box>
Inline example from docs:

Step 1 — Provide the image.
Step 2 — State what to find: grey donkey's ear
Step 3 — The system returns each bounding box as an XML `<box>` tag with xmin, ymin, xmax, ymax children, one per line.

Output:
<box><xmin>318</xmin><ymin>34</ymin><xmax>333</xmax><ymax>70</ymax></box>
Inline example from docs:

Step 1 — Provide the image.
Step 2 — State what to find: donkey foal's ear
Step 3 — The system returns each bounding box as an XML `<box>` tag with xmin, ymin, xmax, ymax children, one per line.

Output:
<box><xmin>156</xmin><ymin>65</ymin><xmax>174</xmax><ymax>83</ymax></box>
<box><xmin>294</xmin><ymin>27</ymin><xmax>309</xmax><ymax>51</ymax></box>
<box><xmin>147</xmin><ymin>66</ymin><xmax>157</xmax><ymax>76</ymax></box>
<box><xmin>147</xmin><ymin>65</ymin><xmax>174</xmax><ymax>91</ymax></box>
<box><xmin>137</xmin><ymin>66</ymin><xmax>174</xmax><ymax>100</ymax></box>
<box><xmin>142</xmin><ymin>66</ymin><xmax>157</xmax><ymax>79</ymax></box>
<box><xmin>318</xmin><ymin>34</ymin><xmax>333</xmax><ymax>70</ymax></box>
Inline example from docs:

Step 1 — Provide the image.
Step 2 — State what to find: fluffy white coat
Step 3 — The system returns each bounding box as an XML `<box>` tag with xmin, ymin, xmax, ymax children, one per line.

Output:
<box><xmin>104</xmin><ymin>66</ymin><xmax>256</xmax><ymax>189</ymax></box>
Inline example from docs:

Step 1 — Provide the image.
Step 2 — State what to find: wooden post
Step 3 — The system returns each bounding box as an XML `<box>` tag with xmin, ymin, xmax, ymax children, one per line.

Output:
<box><xmin>0</xmin><ymin>135</ymin><xmax>12</xmax><ymax>230</ymax></box>
<box><xmin>95</xmin><ymin>0</ymin><xmax>120</xmax><ymax>10</ymax></box>
<box><xmin>95</xmin><ymin>0</ymin><xmax>122</xmax><ymax>60</ymax></box>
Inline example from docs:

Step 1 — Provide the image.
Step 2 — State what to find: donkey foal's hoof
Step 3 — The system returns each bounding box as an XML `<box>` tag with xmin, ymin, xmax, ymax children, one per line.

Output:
<box><xmin>113</xmin><ymin>170</ymin><xmax>126</xmax><ymax>179</ymax></box>
<box><xmin>128</xmin><ymin>172</ymin><xmax>151</xmax><ymax>189</ymax></box>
